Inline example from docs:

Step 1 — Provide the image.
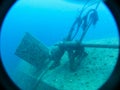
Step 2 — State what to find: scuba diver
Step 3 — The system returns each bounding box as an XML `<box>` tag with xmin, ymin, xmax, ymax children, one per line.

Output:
<box><xmin>49</xmin><ymin>0</ymin><xmax>100</xmax><ymax>71</ymax></box>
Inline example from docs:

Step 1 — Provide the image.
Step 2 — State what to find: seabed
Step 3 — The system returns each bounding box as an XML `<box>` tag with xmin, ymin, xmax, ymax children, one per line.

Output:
<box><xmin>12</xmin><ymin>38</ymin><xmax>119</xmax><ymax>90</ymax></box>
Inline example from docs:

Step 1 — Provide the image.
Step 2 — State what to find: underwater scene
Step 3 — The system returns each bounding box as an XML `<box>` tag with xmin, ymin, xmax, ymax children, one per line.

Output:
<box><xmin>0</xmin><ymin>0</ymin><xmax>120</xmax><ymax>90</ymax></box>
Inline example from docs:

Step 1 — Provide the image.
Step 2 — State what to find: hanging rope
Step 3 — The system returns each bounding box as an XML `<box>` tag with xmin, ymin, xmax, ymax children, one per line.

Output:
<box><xmin>66</xmin><ymin>0</ymin><xmax>101</xmax><ymax>41</ymax></box>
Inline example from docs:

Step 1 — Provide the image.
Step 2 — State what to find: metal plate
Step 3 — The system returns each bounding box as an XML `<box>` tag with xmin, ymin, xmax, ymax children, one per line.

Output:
<box><xmin>15</xmin><ymin>32</ymin><xmax>49</xmax><ymax>69</ymax></box>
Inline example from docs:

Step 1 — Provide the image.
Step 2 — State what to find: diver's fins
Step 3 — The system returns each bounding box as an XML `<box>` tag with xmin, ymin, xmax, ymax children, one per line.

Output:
<box><xmin>15</xmin><ymin>32</ymin><xmax>49</xmax><ymax>69</ymax></box>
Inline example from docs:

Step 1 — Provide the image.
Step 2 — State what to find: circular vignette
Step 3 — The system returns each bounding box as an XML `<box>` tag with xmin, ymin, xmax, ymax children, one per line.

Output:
<box><xmin>99</xmin><ymin>0</ymin><xmax>120</xmax><ymax>90</ymax></box>
<box><xmin>0</xmin><ymin>0</ymin><xmax>19</xmax><ymax>90</ymax></box>
<box><xmin>0</xmin><ymin>0</ymin><xmax>120</xmax><ymax>90</ymax></box>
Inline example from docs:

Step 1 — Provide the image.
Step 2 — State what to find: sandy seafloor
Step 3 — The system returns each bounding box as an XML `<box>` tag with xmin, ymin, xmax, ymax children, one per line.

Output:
<box><xmin>12</xmin><ymin>38</ymin><xmax>119</xmax><ymax>90</ymax></box>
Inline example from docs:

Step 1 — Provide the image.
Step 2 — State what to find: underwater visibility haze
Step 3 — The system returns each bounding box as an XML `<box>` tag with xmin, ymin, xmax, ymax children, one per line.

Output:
<box><xmin>0</xmin><ymin>0</ymin><xmax>119</xmax><ymax>90</ymax></box>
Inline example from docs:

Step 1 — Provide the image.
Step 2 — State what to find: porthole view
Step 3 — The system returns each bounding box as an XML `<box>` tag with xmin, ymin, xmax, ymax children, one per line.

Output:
<box><xmin>0</xmin><ymin>0</ymin><xmax>119</xmax><ymax>90</ymax></box>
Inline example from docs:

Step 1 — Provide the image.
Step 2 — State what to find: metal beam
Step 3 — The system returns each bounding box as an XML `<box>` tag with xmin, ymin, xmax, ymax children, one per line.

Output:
<box><xmin>59</xmin><ymin>41</ymin><xmax>119</xmax><ymax>49</ymax></box>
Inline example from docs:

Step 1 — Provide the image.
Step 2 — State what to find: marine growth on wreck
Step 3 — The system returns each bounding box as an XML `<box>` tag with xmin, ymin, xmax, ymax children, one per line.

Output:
<box><xmin>1</xmin><ymin>0</ymin><xmax>119</xmax><ymax>90</ymax></box>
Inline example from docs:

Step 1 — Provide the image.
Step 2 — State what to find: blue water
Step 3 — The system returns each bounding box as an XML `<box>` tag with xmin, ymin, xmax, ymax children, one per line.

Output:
<box><xmin>0</xmin><ymin>0</ymin><xmax>119</xmax><ymax>88</ymax></box>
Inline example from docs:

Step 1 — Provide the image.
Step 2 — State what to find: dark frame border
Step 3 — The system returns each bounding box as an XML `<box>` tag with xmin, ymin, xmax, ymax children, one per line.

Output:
<box><xmin>0</xmin><ymin>0</ymin><xmax>19</xmax><ymax>89</ymax></box>
<box><xmin>100</xmin><ymin>0</ymin><xmax>120</xmax><ymax>89</ymax></box>
<box><xmin>0</xmin><ymin>0</ymin><xmax>120</xmax><ymax>90</ymax></box>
